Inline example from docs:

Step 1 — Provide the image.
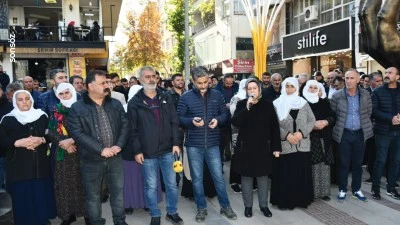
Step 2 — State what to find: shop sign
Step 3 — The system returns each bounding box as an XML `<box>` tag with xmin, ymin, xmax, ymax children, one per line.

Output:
<box><xmin>267</xmin><ymin>43</ymin><xmax>283</xmax><ymax>66</ymax></box>
<box><xmin>233</xmin><ymin>59</ymin><xmax>254</xmax><ymax>73</ymax></box>
<box><xmin>282</xmin><ymin>19</ymin><xmax>351</xmax><ymax>60</ymax></box>
<box><xmin>68</xmin><ymin>56</ymin><xmax>87</xmax><ymax>78</ymax></box>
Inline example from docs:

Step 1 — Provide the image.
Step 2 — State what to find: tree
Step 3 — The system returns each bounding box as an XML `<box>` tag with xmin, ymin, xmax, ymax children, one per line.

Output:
<box><xmin>113</xmin><ymin>2</ymin><xmax>165</xmax><ymax>70</ymax></box>
<box><xmin>199</xmin><ymin>0</ymin><xmax>215</xmax><ymax>26</ymax></box>
<box><xmin>166</xmin><ymin>0</ymin><xmax>196</xmax><ymax>73</ymax></box>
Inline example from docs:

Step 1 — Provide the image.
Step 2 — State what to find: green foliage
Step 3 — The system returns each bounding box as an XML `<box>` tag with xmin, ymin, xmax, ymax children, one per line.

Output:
<box><xmin>199</xmin><ymin>0</ymin><xmax>215</xmax><ymax>25</ymax></box>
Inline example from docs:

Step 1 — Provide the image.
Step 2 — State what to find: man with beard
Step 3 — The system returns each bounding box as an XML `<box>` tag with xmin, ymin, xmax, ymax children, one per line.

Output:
<box><xmin>33</xmin><ymin>79</ymin><xmax>40</xmax><ymax>91</ymax></box>
<box><xmin>326</xmin><ymin>71</ymin><xmax>339</xmax><ymax>99</ymax></box>
<box><xmin>370</xmin><ymin>67</ymin><xmax>400</xmax><ymax>200</ymax></box>
<box><xmin>37</xmin><ymin>69</ymin><xmax>68</xmax><ymax>115</ymax></box>
<box><xmin>111</xmin><ymin>73</ymin><xmax>128</xmax><ymax>100</ymax></box>
<box><xmin>23</xmin><ymin>76</ymin><xmax>41</xmax><ymax>108</ymax></box>
<box><xmin>262</xmin><ymin>72</ymin><xmax>271</xmax><ymax>89</ymax></box>
<box><xmin>262</xmin><ymin>73</ymin><xmax>282</xmax><ymax>102</ymax></box>
<box><xmin>68</xmin><ymin>70</ymin><xmax>129</xmax><ymax>225</ymax></box>
<box><xmin>177</xmin><ymin>66</ymin><xmax>237</xmax><ymax>222</ymax></box>
<box><xmin>106</xmin><ymin>74</ymin><xmax>126</xmax><ymax>105</ymax></box>
<box><xmin>127</xmin><ymin>66</ymin><xmax>183</xmax><ymax>225</ymax></box>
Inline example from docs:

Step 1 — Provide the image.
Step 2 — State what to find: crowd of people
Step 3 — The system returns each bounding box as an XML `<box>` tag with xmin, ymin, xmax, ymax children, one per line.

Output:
<box><xmin>0</xmin><ymin>65</ymin><xmax>399</xmax><ymax>225</ymax></box>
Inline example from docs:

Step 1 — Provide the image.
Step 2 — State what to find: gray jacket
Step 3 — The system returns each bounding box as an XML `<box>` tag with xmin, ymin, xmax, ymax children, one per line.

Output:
<box><xmin>330</xmin><ymin>87</ymin><xmax>373</xmax><ymax>143</ymax></box>
<box><xmin>277</xmin><ymin>103</ymin><xmax>316</xmax><ymax>154</ymax></box>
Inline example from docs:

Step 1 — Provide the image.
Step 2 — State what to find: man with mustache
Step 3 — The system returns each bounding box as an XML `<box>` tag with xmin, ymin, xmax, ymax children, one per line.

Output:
<box><xmin>177</xmin><ymin>66</ymin><xmax>237</xmax><ymax>222</ymax></box>
<box><xmin>371</xmin><ymin>67</ymin><xmax>400</xmax><ymax>200</ymax></box>
<box><xmin>68</xmin><ymin>70</ymin><xmax>129</xmax><ymax>225</ymax></box>
<box><xmin>127</xmin><ymin>66</ymin><xmax>183</xmax><ymax>225</ymax></box>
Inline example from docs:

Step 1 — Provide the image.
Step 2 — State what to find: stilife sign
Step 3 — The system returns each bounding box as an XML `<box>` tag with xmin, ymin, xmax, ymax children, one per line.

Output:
<box><xmin>233</xmin><ymin>59</ymin><xmax>254</xmax><ymax>73</ymax></box>
<box><xmin>282</xmin><ymin>18</ymin><xmax>352</xmax><ymax>60</ymax></box>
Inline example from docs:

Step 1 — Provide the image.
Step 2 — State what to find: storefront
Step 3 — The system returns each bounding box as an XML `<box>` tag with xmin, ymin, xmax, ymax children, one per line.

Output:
<box><xmin>282</xmin><ymin>18</ymin><xmax>354</xmax><ymax>77</ymax></box>
<box><xmin>267</xmin><ymin>43</ymin><xmax>288</xmax><ymax>77</ymax></box>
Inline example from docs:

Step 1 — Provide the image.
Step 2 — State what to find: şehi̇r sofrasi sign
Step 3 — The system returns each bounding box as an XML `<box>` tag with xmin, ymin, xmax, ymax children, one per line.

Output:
<box><xmin>282</xmin><ymin>18</ymin><xmax>351</xmax><ymax>60</ymax></box>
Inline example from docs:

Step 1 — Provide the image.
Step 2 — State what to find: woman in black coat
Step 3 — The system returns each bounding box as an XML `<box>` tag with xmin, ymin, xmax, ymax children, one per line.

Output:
<box><xmin>0</xmin><ymin>90</ymin><xmax>56</xmax><ymax>225</ymax></box>
<box><xmin>231</xmin><ymin>78</ymin><xmax>281</xmax><ymax>218</ymax></box>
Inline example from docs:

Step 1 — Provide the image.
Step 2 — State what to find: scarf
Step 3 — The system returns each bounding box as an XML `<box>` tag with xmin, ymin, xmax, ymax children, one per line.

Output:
<box><xmin>0</xmin><ymin>90</ymin><xmax>47</xmax><ymax>125</ymax></box>
<box><xmin>302</xmin><ymin>80</ymin><xmax>320</xmax><ymax>103</ymax></box>
<box><xmin>273</xmin><ymin>77</ymin><xmax>307</xmax><ymax>121</ymax></box>
<box><xmin>56</xmin><ymin>83</ymin><xmax>77</xmax><ymax>108</ymax></box>
<box><xmin>48</xmin><ymin>103</ymin><xmax>70</xmax><ymax>161</ymax></box>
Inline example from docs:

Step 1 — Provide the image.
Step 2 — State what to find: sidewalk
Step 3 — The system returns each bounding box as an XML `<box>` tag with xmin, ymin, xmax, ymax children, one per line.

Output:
<box><xmin>2</xmin><ymin>162</ymin><xmax>400</xmax><ymax>225</ymax></box>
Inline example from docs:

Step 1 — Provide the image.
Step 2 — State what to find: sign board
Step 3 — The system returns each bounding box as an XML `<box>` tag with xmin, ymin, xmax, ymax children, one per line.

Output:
<box><xmin>68</xmin><ymin>56</ymin><xmax>87</xmax><ymax>78</ymax></box>
<box><xmin>233</xmin><ymin>59</ymin><xmax>254</xmax><ymax>73</ymax></box>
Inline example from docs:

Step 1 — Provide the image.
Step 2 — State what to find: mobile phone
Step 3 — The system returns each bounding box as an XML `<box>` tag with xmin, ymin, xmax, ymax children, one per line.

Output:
<box><xmin>194</xmin><ymin>118</ymin><xmax>202</xmax><ymax>122</ymax></box>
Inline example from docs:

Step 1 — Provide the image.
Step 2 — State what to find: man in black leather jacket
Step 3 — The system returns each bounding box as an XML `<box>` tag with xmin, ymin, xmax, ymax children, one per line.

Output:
<box><xmin>68</xmin><ymin>70</ymin><xmax>129</xmax><ymax>225</ymax></box>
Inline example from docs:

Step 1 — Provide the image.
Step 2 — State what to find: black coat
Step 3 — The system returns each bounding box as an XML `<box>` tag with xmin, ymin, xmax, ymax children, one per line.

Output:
<box><xmin>67</xmin><ymin>92</ymin><xmax>129</xmax><ymax>162</ymax></box>
<box><xmin>0</xmin><ymin>115</ymin><xmax>50</xmax><ymax>183</ymax></box>
<box><xmin>261</xmin><ymin>85</ymin><xmax>281</xmax><ymax>103</ymax></box>
<box><xmin>308</xmin><ymin>98</ymin><xmax>335</xmax><ymax>165</ymax></box>
<box><xmin>231</xmin><ymin>99</ymin><xmax>282</xmax><ymax>177</ymax></box>
<box><xmin>125</xmin><ymin>89</ymin><xmax>180</xmax><ymax>159</ymax></box>
<box><xmin>0</xmin><ymin>94</ymin><xmax>13</xmax><ymax>157</ymax></box>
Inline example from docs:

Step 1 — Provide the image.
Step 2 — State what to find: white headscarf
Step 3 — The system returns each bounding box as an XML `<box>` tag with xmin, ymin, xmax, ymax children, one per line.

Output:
<box><xmin>302</xmin><ymin>80</ymin><xmax>320</xmax><ymax>103</ymax></box>
<box><xmin>56</xmin><ymin>83</ymin><xmax>77</xmax><ymax>108</ymax></box>
<box><xmin>124</xmin><ymin>85</ymin><xmax>143</xmax><ymax>112</ymax></box>
<box><xmin>229</xmin><ymin>79</ymin><xmax>247</xmax><ymax>115</ymax></box>
<box><xmin>0</xmin><ymin>90</ymin><xmax>47</xmax><ymax>125</ymax></box>
<box><xmin>317</xmin><ymin>83</ymin><xmax>327</xmax><ymax>99</ymax></box>
<box><xmin>273</xmin><ymin>77</ymin><xmax>307</xmax><ymax>121</ymax></box>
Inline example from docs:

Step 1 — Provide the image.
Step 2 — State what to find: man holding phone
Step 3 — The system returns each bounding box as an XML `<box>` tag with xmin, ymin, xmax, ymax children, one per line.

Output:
<box><xmin>177</xmin><ymin>66</ymin><xmax>237</xmax><ymax>222</ymax></box>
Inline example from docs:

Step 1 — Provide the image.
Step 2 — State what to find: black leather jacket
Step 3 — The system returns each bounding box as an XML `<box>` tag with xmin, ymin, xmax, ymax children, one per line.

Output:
<box><xmin>67</xmin><ymin>92</ymin><xmax>129</xmax><ymax>162</ymax></box>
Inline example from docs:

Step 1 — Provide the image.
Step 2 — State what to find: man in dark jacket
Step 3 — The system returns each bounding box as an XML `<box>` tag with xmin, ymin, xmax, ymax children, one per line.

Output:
<box><xmin>330</xmin><ymin>69</ymin><xmax>373</xmax><ymax>203</ymax></box>
<box><xmin>127</xmin><ymin>66</ymin><xmax>183</xmax><ymax>225</ymax></box>
<box><xmin>37</xmin><ymin>69</ymin><xmax>68</xmax><ymax>115</ymax></box>
<box><xmin>261</xmin><ymin>73</ymin><xmax>282</xmax><ymax>102</ymax></box>
<box><xmin>177</xmin><ymin>66</ymin><xmax>237</xmax><ymax>222</ymax></box>
<box><xmin>0</xmin><ymin>85</ymin><xmax>12</xmax><ymax>189</ymax></box>
<box><xmin>370</xmin><ymin>67</ymin><xmax>400</xmax><ymax>200</ymax></box>
<box><xmin>22</xmin><ymin>76</ymin><xmax>41</xmax><ymax>108</ymax></box>
<box><xmin>68</xmin><ymin>70</ymin><xmax>129</xmax><ymax>225</ymax></box>
<box><xmin>0</xmin><ymin>65</ymin><xmax>10</xmax><ymax>92</ymax></box>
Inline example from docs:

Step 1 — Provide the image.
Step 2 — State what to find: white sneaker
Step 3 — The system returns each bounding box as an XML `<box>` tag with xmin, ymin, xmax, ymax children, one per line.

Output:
<box><xmin>337</xmin><ymin>190</ymin><xmax>346</xmax><ymax>202</ymax></box>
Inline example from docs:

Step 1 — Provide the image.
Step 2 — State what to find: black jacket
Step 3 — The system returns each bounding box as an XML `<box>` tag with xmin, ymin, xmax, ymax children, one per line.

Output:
<box><xmin>67</xmin><ymin>92</ymin><xmax>129</xmax><ymax>162</ymax></box>
<box><xmin>0</xmin><ymin>115</ymin><xmax>50</xmax><ymax>183</ymax></box>
<box><xmin>125</xmin><ymin>89</ymin><xmax>180</xmax><ymax>160</ymax></box>
<box><xmin>0</xmin><ymin>94</ymin><xmax>13</xmax><ymax>157</ymax></box>
<box><xmin>261</xmin><ymin>85</ymin><xmax>281</xmax><ymax>103</ymax></box>
<box><xmin>372</xmin><ymin>82</ymin><xmax>400</xmax><ymax>135</ymax></box>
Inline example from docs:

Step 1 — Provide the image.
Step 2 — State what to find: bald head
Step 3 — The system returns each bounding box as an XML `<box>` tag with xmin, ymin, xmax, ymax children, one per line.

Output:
<box><xmin>23</xmin><ymin>76</ymin><xmax>34</xmax><ymax>91</ymax></box>
<box><xmin>327</xmin><ymin>71</ymin><xmax>338</xmax><ymax>87</ymax></box>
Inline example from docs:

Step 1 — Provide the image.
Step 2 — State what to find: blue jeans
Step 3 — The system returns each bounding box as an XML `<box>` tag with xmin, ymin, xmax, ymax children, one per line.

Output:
<box><xmin>142</xmin><ymin>152</ymin><xmax>178</xmax><ymax>217</ymax></box>
<box><xmin>80</xmin><ymin>156</ymin><xmax>125</xmax><ymax>225</ymax></box>
<box><xmin>0</xmin><ymin>157</ymin><xmax>4</xmax><ymax>188</ymax></box>
<box><xmin>372</xmin><ymin>134</ymin><xmax>400</xmax><ymax>192</ymax></box>
<box><xmin>338</xmin><ymin>129</ymin><xmax>365</xmax><ymax>193</ymax></box>
<box><xmin>187</xmin><ymin>146</ymin><xmax>230</xmax><ymax>209</ymax></box>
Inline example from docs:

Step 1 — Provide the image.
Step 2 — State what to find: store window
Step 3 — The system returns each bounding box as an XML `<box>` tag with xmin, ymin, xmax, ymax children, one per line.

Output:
<box><xmin>319</xmin><ymin>52</ymin><xmax>352</xmax><ymax>76</ymax></box>
<box><xmin>290</xmin><ymin>0</ymin><xmax>355</xmax><ymax>33</ymax></box>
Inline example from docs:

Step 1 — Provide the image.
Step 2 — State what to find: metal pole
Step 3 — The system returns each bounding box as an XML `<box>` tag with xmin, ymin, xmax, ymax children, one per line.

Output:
<box><xmin>110</xmin><ymin>4</ymin><xmax>115</xmax><ymax>41</ymax></box>
<box><xmin>184</xmin><ymin>0</ymin><xmax>190</xmax><ymax>84</ymax></box>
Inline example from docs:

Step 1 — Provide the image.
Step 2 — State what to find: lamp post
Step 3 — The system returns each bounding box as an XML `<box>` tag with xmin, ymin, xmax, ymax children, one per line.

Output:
<box><xmin>110</xmin><ymin>4</ymin><xmax>115</xmax><ymax>41</ymax></box>
<box><xmin>184</xmin><ymin>0</ymin><xmax>190</xmax><ymax>84</ymax></box>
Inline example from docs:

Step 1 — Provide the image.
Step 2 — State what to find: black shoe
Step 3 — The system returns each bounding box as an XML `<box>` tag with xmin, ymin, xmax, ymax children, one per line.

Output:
<box><xmin>321</xmin><ymin>196</ymin><xmax>331</xmax><ymax>201</ymax></box>
<box><xmin>150</xmin><ymin>217</ymin><xmax>161</xmax><ymax>225</ymax></box>
<box><xmin>84</xmin><ymin>217</ymin><xmax>91</xmax><ymax>225</ymax></box>
<box><xmin>165</xmin><ymin>213</ymin><xmax>184</xmax><ymax>225</ymax></box>
<box><xmin>371</xmin><ymin>190</ymin><xmax>381</xmax><ymax>200</ymax></box>
<box><xmin>60</xmin><ymin>215</ymin><xmax>76</xmax><ymax>225</ymax></box>
<box><xmin>230</xmin><ymin>184</ymin><xmax>242</xmax><ymax>193</ymax></box>
<box><xmin>125</xmin><ymin>208</ymin><xmax>134</xmax><ymax>215</ymax></box>
<box><xmin>101</xmin><ymin>194</ymin><xmax>109</xmax><ymax>203</ymax></box>
<box><xmin>387</xmin><ymin>189</ymin><xmax>400</xmax><ymax>200</ymax></box>
<box><xmin>364</xmin><ymin>178</ymin><xmax>372</xmax><ymax>184</ymax></box>
<box><xmin>260</xmin><ymin>207</ymin><xmax>272</xmax><ymax>217</ymax></box>
<box><xmin>244</xmin><ymin>207</ymin><xmax>252</xmax><ymax>218</ymax></box>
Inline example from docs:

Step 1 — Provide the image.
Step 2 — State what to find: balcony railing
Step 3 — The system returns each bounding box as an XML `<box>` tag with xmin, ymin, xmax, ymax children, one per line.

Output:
<box><xmin>5</xmin><ymin>25</ymin><xmax>105</xmax><ymax>42</ymax></box>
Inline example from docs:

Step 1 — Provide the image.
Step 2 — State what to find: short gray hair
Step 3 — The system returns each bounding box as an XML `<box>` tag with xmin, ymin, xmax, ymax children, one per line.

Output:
<box><xmin>138</xmin><ymin>66</ymin><xmax>155</xmax><ymax>78</ymax></box>
<box><xmin>191</xmin><ymin>66</ymin><xmax>209</xmax><ymax>81</ymax></box>
<box><xmin>271</xmin><ymin>73</ymin><xmax>282</xmax><ymax>80</ymax></box>
<box><xmin>6</xmin><ymin>82</ymin><xmax>23</xmax><ymax>93</ymax></box>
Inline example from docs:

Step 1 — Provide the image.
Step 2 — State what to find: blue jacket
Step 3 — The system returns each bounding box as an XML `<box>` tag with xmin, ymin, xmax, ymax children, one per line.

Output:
<box><xmin>37</xmin><ymin>90</ymin><xmax>60</xmax><ymax>115</ymax></box>
<box><xmin>30</xmin><ymin>90</ymin><xmax>41</xmax><ymax>109</ymax></box>
<box><xmin>214</xmin><ymin>82</ymin><xmax>239</xmax><ymax>104</ymax></box>
<box><xmin>372</xmin><ymin>82</ymin><xmax>400</xmax><ymax>135</ymax></box>
<box><xmin>177</xmin><ymin>88</ymin><xmax>229</xmax><ymax>148</ymax></box>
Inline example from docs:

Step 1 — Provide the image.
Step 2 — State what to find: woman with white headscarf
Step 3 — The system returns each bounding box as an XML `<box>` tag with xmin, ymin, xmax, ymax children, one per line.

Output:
<box><xmin>0</xmin><ymin>90</ymin><xmax>56</xmax><ymax>225</ymax></box>
<box><xmin>302</xmin><ymin>80</ymin><xmax>335</xmax><ymax>201</ymax></box>
<box><xmin>47</xmin><ymin>83</ymin><xmax>88</xmax><ymax>225</ymax></box>
<box><xmin>228</xmin><ymin>79</ymin><xmax>247</xmax><ymax>193</ymax></box>
<box><xmin>270</xmin><ymin>77</ymin><xmax>316</xmax><ymax>210</ymax></box>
